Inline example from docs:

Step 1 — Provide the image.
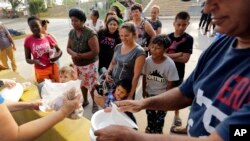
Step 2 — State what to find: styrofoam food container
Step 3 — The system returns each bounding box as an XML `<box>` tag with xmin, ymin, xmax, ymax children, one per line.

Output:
<box><xmin>90</xmin><ymin>103</ymin><xmax>138</xmax><ymax>140</ymax></box>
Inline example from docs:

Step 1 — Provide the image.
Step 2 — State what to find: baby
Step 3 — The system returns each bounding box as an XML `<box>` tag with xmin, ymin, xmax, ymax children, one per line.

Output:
<box><xmin>59</xmin><ymin>64</ymin><xmax>77</xmax><ymax>83</ymax></box>
<box><xmin>58</xmin><ymin>65</ymin><xmax>83</xmax><ymax>119</ymax></box>
<box><xmin>41</xmin><ymin>64</ymin><xmax>84</xmax><ymax>119</ymax></box>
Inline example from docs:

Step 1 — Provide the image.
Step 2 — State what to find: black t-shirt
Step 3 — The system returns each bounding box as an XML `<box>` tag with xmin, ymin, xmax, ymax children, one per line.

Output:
<box><xmin>167</xmin><ymin>32</ymin><xmax>193</xmax><ymax>79</ymax></box>
<box><xmin>147</xmin><ymin>19</ymin><xmax>162</xmax><ymax>31</ymax></box>
<box><xmin>97</xmin><ymin>29</ymin><xmax>121</xmax><ymax>71</ymax></box>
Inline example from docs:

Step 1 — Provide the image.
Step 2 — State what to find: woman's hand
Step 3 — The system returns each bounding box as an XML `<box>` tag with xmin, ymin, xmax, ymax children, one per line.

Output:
<box><xmin>105</xmin><ymin>73</ymin><xmax>113</xmax><ymax>83</ymax></box>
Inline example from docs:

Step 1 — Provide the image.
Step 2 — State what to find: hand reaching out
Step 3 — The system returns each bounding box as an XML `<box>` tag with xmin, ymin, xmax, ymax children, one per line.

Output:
<box><xmin>1</xmin><ymin>79</ymin><xmax>16</xmax><ymax>88</ymax></box>
<box><xmin>115</xmin><ymin>100</ymin><xmax>145</xmax><ymax>113</ymax></box>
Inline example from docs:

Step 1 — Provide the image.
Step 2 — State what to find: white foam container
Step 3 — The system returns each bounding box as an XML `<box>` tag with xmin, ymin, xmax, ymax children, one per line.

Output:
<box><xmin>90</xmin><ymin>103</ymin><xmax>138</xmax><ymax>140</ymax></box>
<box><xmin>0</xmin><ymin>83</ymin><xmax>23</xmax><ymax>102</ymax></box>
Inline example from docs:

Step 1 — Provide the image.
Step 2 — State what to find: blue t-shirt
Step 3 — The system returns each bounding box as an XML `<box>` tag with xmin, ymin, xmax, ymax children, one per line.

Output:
<box><xmin>0</xmin><ymin>94</ymin><xmax>4</xmax><ymax>104</ymax></box>
<box><xmin>180</xmin><ymin>35</ymin><xmax>250</xmax><ymax>140</ymax></box>
<box><xmin>104</xmin><ymin>91</ymin><xmax>116</xmax><ymax>108</ymax></box>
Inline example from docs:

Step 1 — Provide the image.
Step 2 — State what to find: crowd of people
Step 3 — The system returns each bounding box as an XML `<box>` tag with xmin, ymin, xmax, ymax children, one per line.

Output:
<box><xmin>0</xmin><ymin>0</ymin><xmax>249</xmax><ymax>140</ymax></box>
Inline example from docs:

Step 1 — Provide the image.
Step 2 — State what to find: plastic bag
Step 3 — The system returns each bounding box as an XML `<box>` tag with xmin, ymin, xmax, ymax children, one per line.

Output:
<box><xmin>40</xmin><ymin>79</ymin><xmax>84</xmax><ymax>119</ymax></box>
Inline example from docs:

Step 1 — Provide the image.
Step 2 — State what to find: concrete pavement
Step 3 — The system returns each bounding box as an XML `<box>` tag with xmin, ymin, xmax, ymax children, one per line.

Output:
<box><xmin>1</xmin><ymin>17</ymin><xmax>215</xmax><ymax>134</ymax></box>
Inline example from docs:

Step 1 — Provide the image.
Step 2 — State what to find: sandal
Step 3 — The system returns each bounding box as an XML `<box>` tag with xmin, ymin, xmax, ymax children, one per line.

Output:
<box><xmin>170</xmin><ymin>126</ymin><xmax>187</xmax><ymax>134</ymax></box>
<box><xmin>92</xmin><ymin>104</ymin><xmax>99</xmax><ymax>113</ymax></box>
<box><xmin>82</xmin><ymin>101</ymin><xmax>89</xmax><ymax>107</ymax></box>
<box><xmin>174</xmin><ymin>117</ymin><xmax>182</xmax><ymax>126</ymax></box>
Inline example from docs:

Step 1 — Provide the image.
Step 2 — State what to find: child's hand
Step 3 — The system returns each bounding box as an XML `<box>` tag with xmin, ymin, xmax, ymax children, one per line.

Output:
<box><xmin>143</xmin><ymin>47</ymin><xmax>149</xmax><ymax>51</ymax></box>
<box><xmin>34</xmin><ymin>60</ymin><xmax>45</xmax><ymax>66</ymax></box>
<box><xmin>104</xmin><ymin>107</ymin><xmax>112</xmax><ymax>112</ymax></box>
<box><xmin>2</xmin><ymin>79</ymin><xmax>16</xmax><ymax>88</ymax></box>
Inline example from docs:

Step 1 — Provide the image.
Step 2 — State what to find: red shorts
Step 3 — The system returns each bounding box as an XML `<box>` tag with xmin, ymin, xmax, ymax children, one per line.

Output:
<box><xmin>35</xmin><ymin>63</ymin><xmax>59</xmax><ymax>83</ymax></box>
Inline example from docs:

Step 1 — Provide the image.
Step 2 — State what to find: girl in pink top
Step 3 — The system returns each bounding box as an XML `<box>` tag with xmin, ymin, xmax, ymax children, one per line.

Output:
<box><xmin>24</xmin><ymin>16</ymin><xmax>62</xmax><ymax>83</ymax></box>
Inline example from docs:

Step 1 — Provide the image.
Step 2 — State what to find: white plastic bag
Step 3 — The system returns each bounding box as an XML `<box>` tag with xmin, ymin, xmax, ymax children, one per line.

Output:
<box><xmin>40</xmin><ymin>79</ymin><xmax>84</xmax><ymax>119</ymax></box>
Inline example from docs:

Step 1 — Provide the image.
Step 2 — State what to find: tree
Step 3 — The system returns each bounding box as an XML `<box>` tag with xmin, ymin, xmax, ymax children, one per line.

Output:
<box><xmin>29</xmin><ymin>0</ymin><xmax>46</xmax><ymax>16</ymax></box>
<box><xmin>8</xmin><ymin>0</ymin><xmax>23</xmax><ymax>18</ymax></box>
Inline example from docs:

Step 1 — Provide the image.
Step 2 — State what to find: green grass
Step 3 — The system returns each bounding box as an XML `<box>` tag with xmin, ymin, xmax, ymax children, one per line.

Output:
<box><xmin>12</xmin><ymin>34</ymin><xmax>27</xmax><ymax>40</ymax></box>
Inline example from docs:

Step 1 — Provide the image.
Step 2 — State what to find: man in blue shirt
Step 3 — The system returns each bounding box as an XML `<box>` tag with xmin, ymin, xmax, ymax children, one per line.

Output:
<box><xmin>94</xmin><ymin>0</ymin><xmax>250</xmax><ymax>140</ymax></box>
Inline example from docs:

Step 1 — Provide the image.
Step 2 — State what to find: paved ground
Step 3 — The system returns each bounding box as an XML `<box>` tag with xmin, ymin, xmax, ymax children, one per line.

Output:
<box><xmin>1</xmin><ymin>17</ymin><xmax>215</xmax><ymax>134</ymax></box>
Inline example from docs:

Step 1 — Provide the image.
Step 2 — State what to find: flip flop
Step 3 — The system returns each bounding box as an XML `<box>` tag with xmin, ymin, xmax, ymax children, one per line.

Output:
<box><xmin>174</xmin><ymin>117</ymin><xmax>182</xmax><ymax>126</ymax></box>
<box><xmin>82</xmin><ymin>101</ymin><xmax>89</xmax><ymax>107</ymax></box>
<box><xmin>92</xmin><ymin>104</ymin><xmax>99</xmax><ymax>113</ymax></box>
<box><xmin>170</xmin><ymin>126</ymin><xmax>187</xmax><ymax>134</ymax></box>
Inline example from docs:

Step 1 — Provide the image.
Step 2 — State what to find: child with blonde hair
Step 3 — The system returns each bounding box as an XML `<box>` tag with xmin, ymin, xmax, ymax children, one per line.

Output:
<box><xmin>40</xmin><ymin>64</ymin><xmax>84</xmax><ymax>119</ymax></box>
<box><xmin>59</xmin><ymin>64</ymin><xmax>77</xmax><ymax>83</ymax></box>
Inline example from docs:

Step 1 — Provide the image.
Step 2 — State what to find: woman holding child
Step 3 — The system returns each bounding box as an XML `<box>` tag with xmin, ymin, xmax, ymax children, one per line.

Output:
<box><xmin>105</xmin><ymin>22</ymin><xmax>146</xmax><ymax>100</ymax></box>
<box><xmin>104</xmin><ymin>22</ymin><xmax>145</xmax><ymax>123</ymax></box>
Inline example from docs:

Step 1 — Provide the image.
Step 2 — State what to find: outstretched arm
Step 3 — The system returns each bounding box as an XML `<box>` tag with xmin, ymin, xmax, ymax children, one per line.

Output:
<box><xmin>95</xmin><ymin>125</ymin><xmax>223</xmax><ymax>141</ymax></box>
<box><xmin>117</xmin><ymin>87</ymin><xmax>192</xmax><ymax>112</ymax></box>
<box><xmin>5</xmin><ymin>101</ymin><xmax>41</xmax><ymax>112</ymax></box>
<box><xmin>0</xmin><ymin>95</ymin><xmax>80</xmax><ymax>141</ymax></box>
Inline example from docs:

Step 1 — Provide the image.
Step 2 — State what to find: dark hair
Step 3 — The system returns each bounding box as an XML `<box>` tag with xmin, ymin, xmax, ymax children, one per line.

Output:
<box><xmin>105</xmin><ymin>17</ymin><xmax>119</xmax><ymax>30</ymax></box>
<box><xmin>131</xmin><ymin>3</ymin><xmax>142</xmax><ymax>12</ymax></box>
<box><xmin>104</xmin><ymin>11</ymin><xmax>117</xmax><ymax>24</ymax></box>
<box><xmin>151</xmin><ymin>34</ymin><xmax>171</xmax><ymax>49</ymax></box>
<box><xmin>41</xmin><ymin>19</ymin><xmax>49</xmax><ymax>26</ymax></box>
<box><xmin>116</xmin><ymin>79</ymin><xmax>132</xmax><ymax>94</ymax></box>
<box><xmin>69</xmin><ymin>8</ymin><xmax>86</xmax><ymax>22</ymax></box>
<box><xmin>120</xmin><ymin>22</ymin><xmax>137</xmax><ymax>35</ymax></box>
<box><xmin>27</xmin><ymin>16</ymin><xmax>40</xmax><ymax>24</ymax></box>
<box><xmin>111</xmin><ymin>5</ymin><xmax>123</xmax><ymax>19</ymax></box>
<box><xmin>91</xmin><ymin>9</ymin><xmax>99</xmax><ymax>19</ymax></box>
<box><xmin>175</xmin><ymin>11</ymin><xmax>190</xmax><ymax>21</ymax></box>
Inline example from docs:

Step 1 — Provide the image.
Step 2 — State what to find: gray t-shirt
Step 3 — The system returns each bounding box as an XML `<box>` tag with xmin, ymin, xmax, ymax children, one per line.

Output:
<box><xmin>142</xmin><ymin>56</ymin><xmax>179</xmax><ymax>95</ymax></box>
<box><xmin>112</xmin><ymin>43</ymin><xmax>146</xmax><ymax>84</ymax></box>
<box><xmin>0</xmin><ymin>25</ymin><xmax>11</xmax><ymax>49</ymax></box>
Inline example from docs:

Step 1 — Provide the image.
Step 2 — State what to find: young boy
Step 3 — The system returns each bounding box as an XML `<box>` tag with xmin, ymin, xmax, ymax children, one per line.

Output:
<box><xmin>147</xmin><ymin>5</ymin><xmax>162</xmax><ymax>35</ymax></box>
<box><xmin>166</xmin><ymin>11</ymin><xmax>193</xmax><ymax>133</ymax></box>
<box><xmin>142</xmin><ymin>34</ymin><xmax>179</xmax><ymax>134</ymax></box>
<box><xmin>95</xmin><ymin>78</ymin><xmax>136</xmax><ymax>123</ymax></box>
<box><xmin>104</xmin><ymin>79</ymin><xmax>132</xmax><ymax>108</ymax></box>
